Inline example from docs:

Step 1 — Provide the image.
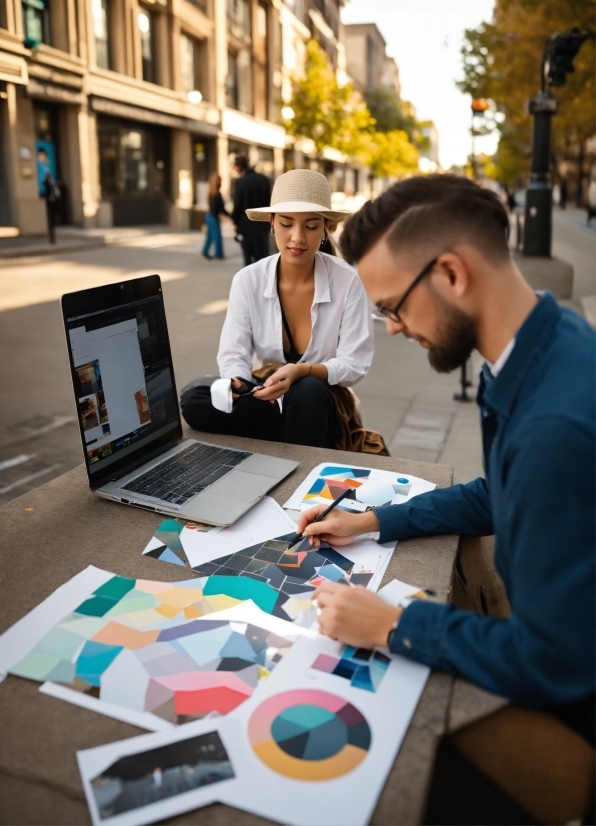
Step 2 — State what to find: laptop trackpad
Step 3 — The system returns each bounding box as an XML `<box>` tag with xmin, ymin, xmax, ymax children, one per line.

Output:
<box><xmin>188</xmin><ymin>471</ymin><xmax>273</xmax><ymax>525</ymax></box>
<box><xmin>209</xmin><ymin>470</ymin><xmax>273</xmax><ymax>502</ymax></box>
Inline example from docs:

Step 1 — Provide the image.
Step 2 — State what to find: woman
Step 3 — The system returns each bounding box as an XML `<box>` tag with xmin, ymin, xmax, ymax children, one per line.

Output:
<box><xmin>182</xmin><ymin>169</ymin><xmax>374</xmax><ymax>448</ymax></box>
<box><xmin>202</xmin><ymin>172</ymin><xmax>229</xmax><ymax>260</ymax></box>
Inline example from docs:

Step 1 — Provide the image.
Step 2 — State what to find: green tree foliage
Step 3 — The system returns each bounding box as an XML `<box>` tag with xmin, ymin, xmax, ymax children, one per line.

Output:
<box><xmin>458</xmin><ymin>0</ymin><xmax>595</xmax><ymax>186</ymax></box>
<box><xmin>364</xmin><ymin>87</ymin><xmax>427</xmax><ymax>150</ymax></box>
<box><xmin>284</xmin><ymin>39</ymin><xmax>375</xmax><ymax>156</ymax></box>
<box><xmin>359</xmin><ymin>130</ymin><xmax>420</xmax><ymax>180</ymax></box>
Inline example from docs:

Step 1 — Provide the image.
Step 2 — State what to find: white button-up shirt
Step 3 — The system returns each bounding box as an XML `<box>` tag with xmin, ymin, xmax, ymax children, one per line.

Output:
<box><xmin>217</xmin><ymin>252</ymin><xmax>374</xmax><ymax>387</ymax></box>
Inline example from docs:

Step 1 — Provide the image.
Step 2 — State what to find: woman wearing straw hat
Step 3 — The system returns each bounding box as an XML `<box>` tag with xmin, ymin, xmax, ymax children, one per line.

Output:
<box><xmin>180</xmin><ymin>169</ymin><xmax>374</xmax><ymax>448</ymax></box>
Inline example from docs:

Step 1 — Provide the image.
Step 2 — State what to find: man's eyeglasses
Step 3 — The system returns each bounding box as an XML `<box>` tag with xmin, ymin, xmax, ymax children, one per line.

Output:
<box><xmin>377</xmin><ymin>257</ymin><xmax>438</xmax><ymax>324</ymax></box>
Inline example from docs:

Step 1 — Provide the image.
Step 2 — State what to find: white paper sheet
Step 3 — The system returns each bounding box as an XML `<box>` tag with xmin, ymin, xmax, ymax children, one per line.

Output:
<box><xmin>0</xmin><ymin>565</ymin><xmax>113</xmax><ymax>674</ymax></box>
<box><xmin>40</xmin><ymin>682</ymin><xmax>176</xmax><ymax>732</ymax></box>
<box><xmin>220</xmin><ymin>635</ymin><xmax>430</xmax><ymax>826</ymax></box>
<box><xmin>284</xmin><ymin>462</ymin><xmax>436</xmax><ymax>514</ymax></box>
<box><xmin>77</xmin><ymin>715</ymin><xmax>240</xmax><ymax>826</ymax></box>
<box><xmin>377</xmin><ymin>578</ymin><xmax>430</xmax><ymax>607</ymax></box>
<box><xmin>77</xmin><ymin>634</ymin><xmax>430</xmax><ymax>826</ymax></box>
<box><xmin>181</xmin><ymin>497</ymin><xmax>297</xmax><ymax>569</ymax></box>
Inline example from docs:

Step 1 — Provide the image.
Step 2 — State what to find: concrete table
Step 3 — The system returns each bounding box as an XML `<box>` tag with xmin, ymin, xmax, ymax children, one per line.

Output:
<box><xmin>0</xmin><ymin>433</ymin><xmax>504</xmax><ymax>825</ymax></box>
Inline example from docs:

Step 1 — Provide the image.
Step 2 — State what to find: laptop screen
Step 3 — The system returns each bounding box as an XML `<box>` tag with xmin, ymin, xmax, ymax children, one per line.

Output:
<box><xmin>63</xmin><ymin>277</ymin><xmax>180</xmax><ymax>481</ymax></box>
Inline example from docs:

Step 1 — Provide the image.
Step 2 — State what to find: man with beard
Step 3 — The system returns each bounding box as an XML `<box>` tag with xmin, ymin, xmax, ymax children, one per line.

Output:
<box><xmin>297</xmin><ymin>176</ymin><xmax>595</xmax><ymax>823</ymax></box>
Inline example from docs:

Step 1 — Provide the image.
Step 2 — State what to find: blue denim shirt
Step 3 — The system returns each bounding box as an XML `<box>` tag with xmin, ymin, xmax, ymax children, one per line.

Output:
<box><xmin>375</xmin><ymin>293</ymin><xmax>595</xmax><ymax>709</ymax></box>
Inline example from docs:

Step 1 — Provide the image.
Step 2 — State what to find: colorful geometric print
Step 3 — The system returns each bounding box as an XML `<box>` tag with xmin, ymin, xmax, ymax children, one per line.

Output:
<box><xmin>302</xmin><ymin>466</ymin><xmax>412</xmax><ymax>509</ymax></box>
<box><xmin>143</xmin><ymin>519</ymin><xmax>188</xmax><ymax>567</ymax></box>
<box><xmin>190</xmin><ymin>534</ymin><xmax>374</xmax><ymax>629</ymax></box>
<box><xmin>249</xmin><ymin>689</ymin><xmax>371</xmax><ymax>780</ymax></box>
<box><xmin>311</xmin><ymin>646</ymin><xmax>390</xmax><ymax>693</ymax></box>
<box><xmin>9</xmin><ymin>575</ymin><xmax>296</xmax><ymax>723</ymax></box>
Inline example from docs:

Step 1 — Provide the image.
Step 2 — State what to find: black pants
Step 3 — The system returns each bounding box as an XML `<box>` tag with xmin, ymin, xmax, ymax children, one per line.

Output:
<box><xmin>180</xmin><ymin>376</ymin><xmax>341</xmax><ymax>449</ymax></box>
<box><xmin>240</xmin><ymin>228</ymin><xmax>270</xmax><ymax>266</ymax></box>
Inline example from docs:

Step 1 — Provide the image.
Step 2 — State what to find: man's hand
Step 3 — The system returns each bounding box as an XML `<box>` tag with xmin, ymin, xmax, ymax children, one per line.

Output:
<box><xmin>296</xmin><ymin>504</ymin><xmax>379</xmax><ymax>546</ymax></box>
<box><xmin>253</xmin><ymin>363</ymin><xmax>303</xmax><ymax>403</ymax></box>
<box><xmin>313</xmin><ymin>581</ymin><xmax>402</xmax><ymax>648</ymax></box>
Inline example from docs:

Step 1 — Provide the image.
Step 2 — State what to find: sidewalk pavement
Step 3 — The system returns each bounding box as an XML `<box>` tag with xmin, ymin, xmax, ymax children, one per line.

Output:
<box><xmin>0</xmin><ymin>225</ymin><xmax>194</xmax><ymax>262</ymax></box>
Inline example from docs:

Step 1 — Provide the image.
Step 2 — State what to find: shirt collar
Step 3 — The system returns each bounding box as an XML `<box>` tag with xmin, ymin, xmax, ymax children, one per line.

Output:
<box><xmin>486</xmin><ymin>337</ymin><xmax>516</xmax><ymax>377</ymax></box>
<box><xmin>263</xmin><ymin>252</ymin><xmax>331</xmax><ymax>304</ymax></box>
<box><xmin>481</xmin><ymin>292</ymin><xmax>561</xmax><ymax>417</ymax></box>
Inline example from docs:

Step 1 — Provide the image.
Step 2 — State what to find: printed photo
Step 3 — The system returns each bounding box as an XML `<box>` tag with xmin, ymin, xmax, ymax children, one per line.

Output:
<box><xmin>134</xmin><ymin>388</ymin><xmax>151</xmax><ymax>425</ymax></box>
<box><xmin>88</xmin><ymin>444</ymin><xmax>113</xmax><ymax>464</ymax></box>
<box><xmin>96</xmin><ymin>390</ymin><xmax>109</xmax><ymax>425</ymax></box>
<box><xmin>79</xmin><ymin>396</ymin><xmax>99</xmax><ymax>433</ymax></box>
<box><xmin>90</xmin><ymin>730</ymin><xmax>234</xmax><ymax>819</ymax></box>
<box><xmin>76</xmin><ymin>360</ymin><xmax>103</xmax><ymax>398</ymax></box>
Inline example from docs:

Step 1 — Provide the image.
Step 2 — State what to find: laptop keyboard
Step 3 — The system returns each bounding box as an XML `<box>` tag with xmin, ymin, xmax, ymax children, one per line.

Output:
<box><xmin>122</xmin><ymin>443</ymin><xmax>251</xmax><ymax>506</ymax></box>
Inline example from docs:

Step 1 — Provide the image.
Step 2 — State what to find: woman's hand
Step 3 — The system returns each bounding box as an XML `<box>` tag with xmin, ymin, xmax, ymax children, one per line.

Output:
<box><xmin>296</xmin><ymin>505</ymin><xmax>379</xmax><ymax>546</ymax></box>
<box><xmin>313</xmin><ymin>581</ymin><xmax>402</xmax><ymax>648</ymax></box>
<box><xmin>253</xmin><ymin>363</ymin><xmax>304</xmax><ymax>403</ymax></box>
<box><xmin>231</xmin><ymin>377</ymin><xmax>252</xmax><ymax>400</ymax></box>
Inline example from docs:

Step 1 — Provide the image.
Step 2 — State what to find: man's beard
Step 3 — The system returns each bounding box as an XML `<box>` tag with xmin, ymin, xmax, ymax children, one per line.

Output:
<box><xmin>427</xmin><ymin>300</ymin><xmax>477</xmax><ymax>374</ymax></box>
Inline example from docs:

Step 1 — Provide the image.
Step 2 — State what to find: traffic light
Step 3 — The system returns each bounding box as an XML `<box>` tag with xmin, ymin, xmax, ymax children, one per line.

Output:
<box><xmin>471</xmin><ymin>98</ymin><xmax>490</xmax><ymax>115</ymax></box>
<box><xmin>545</xmin><ymin>28</ymin><xmax>589</xmax><ymax>87</ymax></box>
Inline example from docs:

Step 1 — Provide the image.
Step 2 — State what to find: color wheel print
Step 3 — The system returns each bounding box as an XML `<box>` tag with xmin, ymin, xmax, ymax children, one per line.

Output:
<box><xmin>248</xmin><ymin>689</ymin><xmax>371</xmax><ymax>780</ymax></box>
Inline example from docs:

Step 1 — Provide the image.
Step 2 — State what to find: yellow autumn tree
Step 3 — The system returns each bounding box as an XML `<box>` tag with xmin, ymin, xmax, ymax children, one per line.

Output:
<box><xmin>459</xmin><ymin>0</ymin><xmax>595</xmax><ymax>187</ymax></box>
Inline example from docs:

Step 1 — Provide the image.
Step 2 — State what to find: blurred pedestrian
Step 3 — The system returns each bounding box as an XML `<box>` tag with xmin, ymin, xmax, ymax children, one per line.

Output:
<box><xmin>231</xmin><ymin>155</ymin><xmax>271</xmax><ymax>266</ymax></box>
<box><xmin>560</xmin><ymin>177</ymin><xmax>568</xmax><ymax>209</ymax></box>
<box><xmin>202</xmin><ymin>172</ymin><xmax>229</xmax><ymax>260</ymax></box>
<box><xmin>43</xmin><ymin>171</ymin><xmax>59</xmax><ymax>245</ymax></box>
<box><xmin>586</xmin><ymin>179</ymin><xmax>596</xmax><ymax>226</ymax></box>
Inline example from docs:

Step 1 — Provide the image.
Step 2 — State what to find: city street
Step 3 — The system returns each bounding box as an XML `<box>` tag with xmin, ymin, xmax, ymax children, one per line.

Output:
<box><xmin>0</xmin><ymin>212</ymin><xmax>594</xmax><ymax>507</ymax></box>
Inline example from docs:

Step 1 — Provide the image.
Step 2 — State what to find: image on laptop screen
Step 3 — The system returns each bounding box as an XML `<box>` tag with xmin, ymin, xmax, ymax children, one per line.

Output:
<box><xmin>65</xmin><ymin>293</ymin><xmax>179</xmax><ymax>474</ymax></box>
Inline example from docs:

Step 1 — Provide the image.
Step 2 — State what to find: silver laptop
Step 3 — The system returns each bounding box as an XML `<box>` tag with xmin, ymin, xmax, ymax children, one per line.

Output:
<box><xmin>61</xmin><ymin>275</ymin><xmax>298</xmax><ymax>526</ymax></box>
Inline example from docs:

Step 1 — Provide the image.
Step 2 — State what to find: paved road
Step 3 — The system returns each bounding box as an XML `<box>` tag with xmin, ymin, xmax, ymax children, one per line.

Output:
<box><xmin>0</xmin><ymin>215</ymin><xmax>593</xmax><ymax>507</ymax></box>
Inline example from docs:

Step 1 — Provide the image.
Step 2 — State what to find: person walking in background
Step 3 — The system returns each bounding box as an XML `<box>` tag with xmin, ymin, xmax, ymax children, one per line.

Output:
<box><xmin>202</xmin><ymin>172</ymin><xmax>229</xmax><ymax>260</ymax></box>
<box><xmin>560</xmin><ymin>177</ymin><xmax>568</xmax><ymax>209</ymax></box>
<box><xmin>43</xmin><ymin>171</ymin><xmax>59</xmax><ymax>245</ymax></box>
<box><xmin>586</xmin><ymin>178</ymin><xmax>596</xmax><ymax>226</ymax></box>
<box><xmin>231</xmin><ymin>155</ymin><xmax>271</xmax><ymax>266</ymax></box>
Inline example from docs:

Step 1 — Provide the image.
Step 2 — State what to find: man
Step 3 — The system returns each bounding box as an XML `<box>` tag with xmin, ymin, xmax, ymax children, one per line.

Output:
<box><xmin>231</xmin><ymin>155</ymin><xmax>271</xmax><ymax>266</ymax></box>
<box><xmin>297</xmin><ymin>175</ymin><xmax>595</xmax><ymax>820</ymax></box>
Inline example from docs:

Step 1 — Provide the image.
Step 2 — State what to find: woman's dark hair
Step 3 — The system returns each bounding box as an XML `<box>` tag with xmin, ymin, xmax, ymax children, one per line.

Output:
<box><xmin>339</xmin><ymin>175</ymin><xmax>510</xmax><ymax>264</ymax></box>
<box><xmin>234</xmin><ymin>155</ymin><xmax>249</xmax><ymax>172</ymax></box>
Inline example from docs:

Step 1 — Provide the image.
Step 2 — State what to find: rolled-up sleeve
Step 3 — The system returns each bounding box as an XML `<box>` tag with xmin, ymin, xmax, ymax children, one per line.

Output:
<box><xmin>217</xmin><ymin>274</ymin><xmax>254</xmax><ymax>382</ymax></box>
<box><xmin>322</xmin><ymin>276</ymin><xmax>374</xmax><ymax>387</ymax></box>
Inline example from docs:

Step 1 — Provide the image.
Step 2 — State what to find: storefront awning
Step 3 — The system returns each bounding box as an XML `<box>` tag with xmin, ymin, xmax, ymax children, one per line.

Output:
<box><xmin>90</xmin><ymin>96</ymin><xmax>220</xmax><ymax>136</ymax></box>
<box><xmin>27</xmin><ymin>79</ymin><xmax>84</xmax><ymax>104</ymax></box>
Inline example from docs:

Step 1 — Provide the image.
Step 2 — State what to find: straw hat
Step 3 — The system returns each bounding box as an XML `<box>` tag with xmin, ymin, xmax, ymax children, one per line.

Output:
<box><xmin>246</xmin><ymin>169</ymin><xmax>351</xmax><ymax>222</ymax></box>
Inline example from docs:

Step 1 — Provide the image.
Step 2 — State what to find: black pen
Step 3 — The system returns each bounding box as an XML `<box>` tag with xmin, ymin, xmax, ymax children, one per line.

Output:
<box><xmin>288</xmin><ymin>487</ymin><xmax>353</xmax><ymax>552</ymax></box>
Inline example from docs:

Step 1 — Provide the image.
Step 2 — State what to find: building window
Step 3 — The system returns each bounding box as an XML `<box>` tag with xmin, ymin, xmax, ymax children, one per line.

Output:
<box><xmin>22</xmin><ymin>0</ymin><xmax>50</xmax><ymax>48</ymax></box>
<box><xmin>180</xmin><ymin>33</ymin><xmax>205</xmax><ymax>100</ymax></box>
<box><xmin>92</xmin><ymin>0</ymin><xmax>110</xmax><ymax>69</ymax></box>
<box><xmin>227</xmin><ymin>0</ymin><xmax>250</xmax><ymax>39</ymax></box>
<box><xmin>97</xmin><ymin>119</ymin><xmax>169</xmax><ymax>199</ymax></box>
<box><xmin>138</xmin><ymin>9</ymin><xmax>155</xmax><ymax>83</ymax></box>
<box><xmin>187</xmin><ymin>0</ymin><xmax>208</xmax><ymax>12</ymax></box>
<box><xmin>226</xmin><ymin>49</ymin><xmax>252</xmax><ymax>114</ymax></box>
<box><xmin>283</xmin><ymin>0</ymin><xmax>305</xmax><ymax>25</ymax></box>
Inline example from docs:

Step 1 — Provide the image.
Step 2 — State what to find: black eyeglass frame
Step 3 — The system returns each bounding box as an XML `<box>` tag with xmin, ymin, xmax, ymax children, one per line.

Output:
<box><xmin>377</xmin><ymin>256</ymin><xmax>438</xmax><ymax>323</ymax></box>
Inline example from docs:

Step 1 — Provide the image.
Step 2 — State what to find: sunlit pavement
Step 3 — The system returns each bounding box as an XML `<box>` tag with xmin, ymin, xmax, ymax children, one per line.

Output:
<box><xmin>0</xmin><ymin>214</ymin><xmax>593</xmax><ymax>506</ymax></box>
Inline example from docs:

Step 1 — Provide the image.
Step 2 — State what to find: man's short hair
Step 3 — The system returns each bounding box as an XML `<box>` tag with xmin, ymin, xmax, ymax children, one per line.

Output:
<box><xmin>340</xmin><ymin>175</ymin><xmax>510</xmax><ymax>265</ymax></box>
<box><xmin>234</xmin><ymin>155</ymin><xmax>249</xmax><ymax>172</ymax></box>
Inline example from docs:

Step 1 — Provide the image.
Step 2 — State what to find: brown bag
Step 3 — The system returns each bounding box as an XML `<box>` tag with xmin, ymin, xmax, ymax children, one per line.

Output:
<box><xmin>251</xmin><ymin>365</ymin><xmax>390</xmax><ymax>457</ymax></box>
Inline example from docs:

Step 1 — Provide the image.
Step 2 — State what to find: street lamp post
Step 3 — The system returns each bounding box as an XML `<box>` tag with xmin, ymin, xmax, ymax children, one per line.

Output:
<box><xmin>523</xmin><ymin>28</ymin><xmax>589</xmax><ymax>257</ymax></box>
